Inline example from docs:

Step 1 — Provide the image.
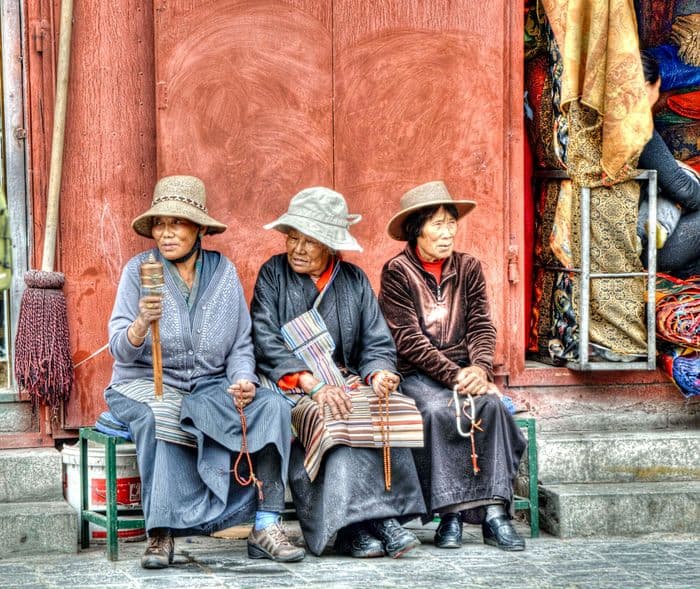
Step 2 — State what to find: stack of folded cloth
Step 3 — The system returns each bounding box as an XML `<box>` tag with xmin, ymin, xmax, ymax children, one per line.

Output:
<box><xmin>672</xmin><ymin>13</ymin><xmax>700</xmax><ymax>67</ymax></box>
<box><xmin>95</xmin><ymin>411</ymin><xmax>131</xmax><ymax>440</ymax></box>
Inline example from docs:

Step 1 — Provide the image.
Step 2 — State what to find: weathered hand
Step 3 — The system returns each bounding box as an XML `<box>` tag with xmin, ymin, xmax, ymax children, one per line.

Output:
<box><xmin>312</xmin><ymin>385</ymin><xmax>353</xmax><ymax>420</ymax></box>
<box><xmin>228</xmin><ymin>379</ymin><xmax>256</xmax><ymax>408</ymax></box>
<box><xmin>136</xmin><ymin>294</ymin><xmax>163</xmax><ymax>329</ymax></box>
<box><xmin>372</xmin><ymin>370</ymin><xmax>400</xmax><ymax>399</ymax></box>
<box><xmin>455</xmin><ymin>365</ymin><xmax>490</xmax><ymax>396</ymax></box>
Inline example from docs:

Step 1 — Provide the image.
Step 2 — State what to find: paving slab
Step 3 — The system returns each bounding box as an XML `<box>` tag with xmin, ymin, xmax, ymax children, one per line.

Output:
<box><xmin>0</xmin><ymin>520</ymin><xmax>697</xmax><ymax>589</ymax></box>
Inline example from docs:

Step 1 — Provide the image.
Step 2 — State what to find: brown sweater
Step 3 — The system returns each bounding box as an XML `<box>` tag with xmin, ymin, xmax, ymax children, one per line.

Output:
<box><xmin>379</xmin><ymin>246</ymin><xmax>496</xmax><ymax>387</ymax></box>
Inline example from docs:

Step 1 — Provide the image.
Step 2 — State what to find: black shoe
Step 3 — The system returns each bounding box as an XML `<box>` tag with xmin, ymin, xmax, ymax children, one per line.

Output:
<box><xmin>482</xmin><ymin>516</ymin><xmax>525</xmax><ymax>551</ymax></box>
<box><xmin>434</xmin><ymin>512</ymin><xmax>463</xmax><ymax>549</ymax></box>
<box><xmin>368</xmin><ymin>518</ymin><xmax>420</xmax><ymax>558</ymax></box>
<box><xmin>334</xmin><ymin>524</ymin><xmax>385</xmax><ymax>558</ymax></box>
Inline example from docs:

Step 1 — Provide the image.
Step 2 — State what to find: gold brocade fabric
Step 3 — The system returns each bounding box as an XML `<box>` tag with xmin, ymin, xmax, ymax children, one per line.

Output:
<box><xmin>541</xmin><ymin>0</ymin><xmax>653</xmax><ymax>181</ymax></box>
<box><xmin>566</xmin><ymin>101</ymin><xmax>647</xmax><ymax>355</ymax></box>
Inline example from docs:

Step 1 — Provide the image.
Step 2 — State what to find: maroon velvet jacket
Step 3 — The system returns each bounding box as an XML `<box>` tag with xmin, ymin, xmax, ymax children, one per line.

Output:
<box><xmin>379</xmin><ymin>246</ymin><xmax>496</xmax><ymax>387</ymax></box>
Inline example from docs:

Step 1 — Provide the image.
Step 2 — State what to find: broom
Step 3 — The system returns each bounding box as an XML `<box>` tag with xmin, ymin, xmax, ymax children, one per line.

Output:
<box><xmin>14</xmin><ymin>0</ymin><xmax>74</xmax><ymax>420</ymax></box>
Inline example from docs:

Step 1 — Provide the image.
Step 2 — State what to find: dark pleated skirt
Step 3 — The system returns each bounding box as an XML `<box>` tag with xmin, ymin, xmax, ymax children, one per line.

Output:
<box><xmin>105</xmin><ymin>379</ymin><xmax>290</xmax><ymax>536</ymax></box>
<box><xmin>288</xmin><ymin>442</ymin><xmax>426</xmax><ymax>555</ymax></box>
<box><xmin>401</xmin><ymin>373</ymin><xmax>526</xmax><ymax>524</ymax></box>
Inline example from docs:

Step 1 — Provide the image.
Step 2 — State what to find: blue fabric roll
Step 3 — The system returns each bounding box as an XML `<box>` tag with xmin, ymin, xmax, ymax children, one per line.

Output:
<box><xmin>648</xmin><ymin>45</ymin><xmax>700</xmax><ymax>91</ymax></box>
<box><xmin>672</xmin><ymin>353</ymin><xmax>700</xmax><ymax>398</ymax></box>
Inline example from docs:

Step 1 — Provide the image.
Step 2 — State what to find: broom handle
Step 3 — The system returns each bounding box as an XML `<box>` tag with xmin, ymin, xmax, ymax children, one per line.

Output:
<box><xmin>42</xmin><ymin>0</ymin><xmax>74</xmax><ymax>272</ymax></box>
<box><xmin>151</xmin><ymin>320</ymin><xmax>162</xmax><ymax>401</ymax></box>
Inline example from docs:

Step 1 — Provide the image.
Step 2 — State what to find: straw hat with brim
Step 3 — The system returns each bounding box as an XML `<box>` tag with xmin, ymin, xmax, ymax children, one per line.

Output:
<box><xmin>264</xmin><ymin>186</ymin><xmax>363</xmax><ymax>252</ymax></box>
<box><xmin>131</xmin><ymin>175</ymin><xmax>227</xmax><ymax>238</ymax></box>
<box><xmin>386</xmin><ymin>180</ymin><xmax>477</xmax><ymax>241</ymax></box>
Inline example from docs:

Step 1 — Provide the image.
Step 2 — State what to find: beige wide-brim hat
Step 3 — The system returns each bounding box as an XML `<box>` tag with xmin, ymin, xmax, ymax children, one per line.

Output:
<box><xmin>131</xmin><ymin>175</ymin><xmax>227</xmax><ymax>238</ymax></box>
<box><xmin>386</xmin><ymin>180</ymin><xmax>477</xmax><ymax>241</ymax></box>
<box><xmin>264</xmin><ymin>186</ymin><xmax>363</xmax><ymax>252</ymax></box>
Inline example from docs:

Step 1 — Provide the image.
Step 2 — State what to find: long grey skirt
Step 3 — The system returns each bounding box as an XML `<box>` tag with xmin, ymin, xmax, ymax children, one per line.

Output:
<box><xmin>105</xmin><ymin>378</ymin><xmax>291</xmax><ymax>536</ymax></box>
<box><xmin>401</xmin><ymin>373</ymin><xmax>526</xmax><ymax>524</ymax></box>
<box><xmin>289</xmin><ymin>441</ymin><xmax>426</xmax><ymax>555</ymax></box>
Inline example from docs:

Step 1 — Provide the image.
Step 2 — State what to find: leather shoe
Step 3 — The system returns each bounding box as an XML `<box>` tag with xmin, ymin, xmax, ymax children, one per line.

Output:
<box><xmin>434</xmin><ymin>512</ymin><xmax>463</xmax><ymax>549</ymax></box>
<box><xmin>141</xmin><ymin>529</ymin><xmax>174</xmax><ymax>569</ymax></box>
<box><xmin>368</xmin><ymin>518</ymin><xmax>420</xmax><ymax>558</ymax></box>
<box><xmin>482</xmin><ymin>515</ymin><xmax>525</xmax><ymax>551</ymax></box>
<box><xmin>334</xmin><ymin>523</ymin><xmax>385</xmax><ymax>558</ymax></box>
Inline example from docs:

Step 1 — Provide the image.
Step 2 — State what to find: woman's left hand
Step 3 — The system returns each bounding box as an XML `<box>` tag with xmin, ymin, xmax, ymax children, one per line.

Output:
<box><xmin>372</xmin><ymin>370</ymin><xmax>400</xmax><ymax>398</ymax></box>
<box><xmin>228</xmin><ymin>379</ymin><xmax>256</xmax><ymax>409</ymax></box>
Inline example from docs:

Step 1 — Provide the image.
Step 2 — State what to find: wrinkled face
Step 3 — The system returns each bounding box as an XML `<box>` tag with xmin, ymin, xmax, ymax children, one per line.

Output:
<box><xmin>646</xmin><ymin>78</ymin><xmax>661</xmax><ymax>108</ymax></box>
<box><xmin>151</xmin><ymin>216</ymin><xmax>201</xmax><ymax>261</ymax></box>
<box><xmin>416</xmin><ymin>206</ymin><xmax>458</xmax><ymax>262</ymax></box>
<box><xmin>285</xmin><ymin>229</ymin><xmax>331</xmax><ymax>278</ymax></box>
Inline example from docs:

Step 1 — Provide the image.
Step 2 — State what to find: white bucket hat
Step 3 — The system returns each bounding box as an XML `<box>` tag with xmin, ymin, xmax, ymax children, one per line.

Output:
<box><xmin>131</xmin><ymin>175</ymin><xmax>227</xmax><ymax>238</ymax></box>
<box><xmin>264</xmin><ymin>187</ymin><xmax>363</xmax><ymax>252</ymax></box>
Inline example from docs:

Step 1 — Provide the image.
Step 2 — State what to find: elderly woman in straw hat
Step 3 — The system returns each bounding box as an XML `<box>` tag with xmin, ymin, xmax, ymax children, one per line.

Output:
<box><xmin>104</xmin><ymin>175</ymin><xmax>304</xmax><ymax>569</ymax></box>
<box><xmin>379</xmin><ymin>181</ymin><xmax>527</xmax><ymax>552</ymax></box>
<box><xmin>251</xmin><ymin>187</ymin><xmax>426</xmax><ymax>558</ymax></box>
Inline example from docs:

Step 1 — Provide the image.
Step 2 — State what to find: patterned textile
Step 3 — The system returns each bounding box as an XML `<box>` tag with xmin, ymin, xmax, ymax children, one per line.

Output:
<box><xmin>542</xmin><ymin>0</ymin><xmax>653</xmax><ymax>181</ymax></box>
<box><xmin>656</xmin><ymin>119</ymin><xmax>700</xmax><ymax>161</ymax></box>
<box><xmin>112</xmin><ymin>378</ymin><xmax>196</xmax><ymax>448</ymax></box>
<box><xmin>291</xmin><ymin>385</ymin><xmax>424</xmax><ymax>481</ymax></box>
<box><xmin>525</xmin><ymin>3</ymin><xmax>548</xmax><ymax>60</ymax></box>
<box><xmin>668</xmin><ymin>89</ymin><xmax>700</xmax><ymax>119</ymax></box>
<box><xmin>566</xmin><ymin>101</ymin><xmax>647</xmax><ymax>355</ymax></box>
<box><xmin>658</xmin><ymin>346</ymin><xmax>700</xmax><ymax>398</ymax></box>
<box><xmin>656</xmin><ymin>273</ymin><xmax>700</xmax><ymax>349</ymax></box>
<box><xmin>671</xmin><ymin>13</ymin><xmax>700</xmax><ymax>66</ymax></box>
<box><xmin>525</xmin><ymin>54</ymin><xmax>552</xmax><ymax>169</ymax></box>
<box><xmin>547</xmin><ymin>22</ymin><xmax>568</xmax><ymax>167</ymax></box>
<box><xmin>685</xmin><ymin>154</ymin><xmax>700</xmax><ymax>173</ymax></box>
<box><xmin>636</xmin><ymin>0</ymin><xmax>677</xmax><ymax>48</ymax></box>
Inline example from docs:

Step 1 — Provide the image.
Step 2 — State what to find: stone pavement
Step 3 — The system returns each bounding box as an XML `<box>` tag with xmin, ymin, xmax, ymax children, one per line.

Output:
<box><xmin>0</xmin><ymin>520</ymin><xmax>697</xmax><ymax>589</ymax></box>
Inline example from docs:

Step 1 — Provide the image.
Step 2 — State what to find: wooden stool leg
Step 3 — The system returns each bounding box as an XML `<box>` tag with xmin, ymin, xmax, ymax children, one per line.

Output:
<box><xmin>79</xmin><ymin>429</ymin><xmax>90</xmax><ymax>549</ymax></box>
<box><xmin>105</xmin><ymin>436</ymin><xmax>119</xmax><ymax>561</ymax></box>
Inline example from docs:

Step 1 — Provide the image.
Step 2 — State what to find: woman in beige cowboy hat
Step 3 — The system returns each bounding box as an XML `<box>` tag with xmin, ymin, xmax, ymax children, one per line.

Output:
<box><xmin>251</xmin><ymin>186</ymin><xmax>426</xmax><ymax>559</ymax></box>
<box><xmin>379</xmin><ymin>180</ymin><xmax>527</xmax><ymax>552</ymax></box>
<box><xmin>105</xmin><ymin>175</ymin><xmax>304</xmax><ymax>569</ymax></box>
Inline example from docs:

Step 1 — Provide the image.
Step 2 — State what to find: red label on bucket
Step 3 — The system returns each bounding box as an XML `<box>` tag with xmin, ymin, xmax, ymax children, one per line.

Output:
<box><xmin>91</xmin><ymin>477</ymin><xmax>142</xmax><ymax>506</ymax></box>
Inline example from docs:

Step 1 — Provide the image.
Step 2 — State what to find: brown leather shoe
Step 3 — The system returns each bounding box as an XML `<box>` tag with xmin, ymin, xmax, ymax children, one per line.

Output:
<box><xmin>247</xmin><ymin>521</ymin><xmax>306</xmax><ymax>562</ymax></box>
<box><xmin>140</xmin><ymin>529</ymin><xmax>174</xmax><ymax>569</ymax></box>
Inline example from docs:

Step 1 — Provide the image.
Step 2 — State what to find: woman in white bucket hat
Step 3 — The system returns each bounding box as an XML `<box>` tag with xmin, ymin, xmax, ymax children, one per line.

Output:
<box><xmin>105</xmin><ymin>175</ymin><xmax>304</xmax><ymax>568</ymax></box>
<box><xmin>252</xmin><ymin>186</ymin><xmax>426</xmax><ymax>558</ymax></box>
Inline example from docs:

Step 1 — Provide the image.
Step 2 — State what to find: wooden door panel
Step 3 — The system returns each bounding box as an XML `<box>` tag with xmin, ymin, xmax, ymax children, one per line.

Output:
<box><xmin>333</xmin><ymin>1</ymin><xmax>510</xmax><ymax>367</ymax></box>
<box><xmin>154</xmin><ymin>0</ymin><xmax>333</xmax><ymax>291</ymax></box>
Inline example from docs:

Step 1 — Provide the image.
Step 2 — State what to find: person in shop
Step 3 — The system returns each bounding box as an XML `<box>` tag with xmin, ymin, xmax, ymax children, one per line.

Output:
<box><xmin>379</xmin><ymin>181</ymin><xmax>527</xmax><ymax>551</ymax></box>
<box><xmin>639</xmin><ymin>51</ymin><xmax>700</xmax><ymax>278</ymax></box>
<box><xmin>251</xmin><ymin>186</ymin><xmax>426</xmax><ymax>559</ymax></box>
<box><xmin>105</xmin><ymin>175</ymin><xmax>305</xmax><ymax>569</ymax></box>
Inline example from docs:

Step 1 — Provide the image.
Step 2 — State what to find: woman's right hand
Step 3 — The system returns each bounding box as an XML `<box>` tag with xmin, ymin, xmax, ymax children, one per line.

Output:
<box><xmin>136</xmin><ymin>295</ymin><xmax>163</xmax><ymax>329</ymax></box>
<box><xmin>311</xmin><ymin>384</ymin><xmax>353</xmax><ymax>420</ymax></box>
<box><xmin>128</xmin><ymin>295</ymin><xmax>163</xmax><ymax>345</ymax></box>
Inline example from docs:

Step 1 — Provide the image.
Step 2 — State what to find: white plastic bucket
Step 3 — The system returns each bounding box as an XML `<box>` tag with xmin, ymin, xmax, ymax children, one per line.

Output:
<box><xmin>62</xmin><ymin>441</ymin><xmax>145</xmax><ymax>542</ymax></box>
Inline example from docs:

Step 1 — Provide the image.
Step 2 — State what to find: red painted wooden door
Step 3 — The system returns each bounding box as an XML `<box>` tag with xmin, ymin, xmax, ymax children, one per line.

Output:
<box><xmin>154</xmin><ymin>1</ymin><xmax>517</xmax><ymax>372</ymax></box>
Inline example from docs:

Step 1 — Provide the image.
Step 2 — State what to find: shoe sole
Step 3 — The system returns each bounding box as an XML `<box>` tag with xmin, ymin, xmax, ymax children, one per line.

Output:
<box><xmin>351</xmin><ymin>549</ymin><xmax>385</xmax><ymax>558</ymax></box>
<box><xmin>434</xmin><ymin>541</ymin><xmax>462</xmax><ymax>549</ymax></box>
<box><xmin>483</xmin><ymin>537</ymin><xmax>525</xmax><ymax>551</ymax></box>
<box><xmin>387</xmin><ymin>539</ymin><xmax>420</xmax><ymax>559</ymax></box>
<box><xmin>247</xmin><ymin>543</ymin><xmax>306</xmax><ymax>562</ymax></box>
<box><xmin>140</xmin><ymin>556</ymin><xmax>171</xmax><ymax>569</ymax></box>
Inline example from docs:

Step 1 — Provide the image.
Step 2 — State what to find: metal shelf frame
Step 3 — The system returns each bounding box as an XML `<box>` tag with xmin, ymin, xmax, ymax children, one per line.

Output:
<box><xmin>534</xmin><ymin>170</ymin><xmax>658</xmax><ymax>371</ymax></box>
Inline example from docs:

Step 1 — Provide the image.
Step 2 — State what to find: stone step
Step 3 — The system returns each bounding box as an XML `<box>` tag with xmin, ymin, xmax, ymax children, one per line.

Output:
<box><xmin>539</xmin><ymin>480</ymin><xmax>700</xmax><ymax>538</ymax></box>
<box><xmin>537</xmin><ymin>429</ymin><xmax>700</xmax><ymax>484</ymax></box>
<box><xmin>0</xmin><ymin>398</ymin><xmax>35</xmax><ymax>433</ymax></box>
<box><xmin>0</xmin><ymin>500</ymin><xmax>76</xmax><ymax>556</ymax></box>
<box><xmin>0</xmin><ymin>448</ymin><xmax>64</xmax><ymax>503</ymax></box>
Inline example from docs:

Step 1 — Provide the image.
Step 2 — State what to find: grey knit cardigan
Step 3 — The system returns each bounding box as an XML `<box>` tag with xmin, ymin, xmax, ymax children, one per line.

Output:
<box><xmin>107</xmin><ymin>249</ymin><xmax>258</xmax><ymax>391</ymax></box>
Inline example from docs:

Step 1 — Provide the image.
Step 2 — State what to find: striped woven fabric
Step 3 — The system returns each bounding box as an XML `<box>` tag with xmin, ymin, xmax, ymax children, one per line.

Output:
<box><xmin>656</xmin><ymin>273</ymin><xmax>700</xmax><ymax>350</ymax></box>
<box><xmin>112</xmin><ymin>378</ymin><xmax>196</xmax><ymax>448</ymax></box>
<box><xmin>292</xmin><ymin>383</ymin><xmax>424</xmax><ymax>481</ymax></box>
